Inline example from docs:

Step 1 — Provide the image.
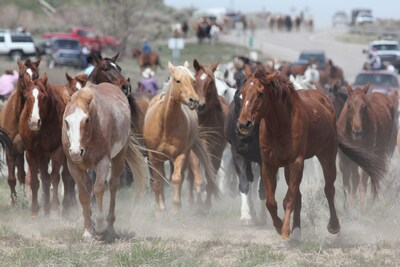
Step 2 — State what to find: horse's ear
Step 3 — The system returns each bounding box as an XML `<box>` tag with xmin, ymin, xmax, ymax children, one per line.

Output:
<box><xmin>345</xmin><ymin>82</ymin><xmax>353</xmax><ymax>95</ymax></box>
<box><xmin>363</xmin><ymin>82</ymin><xmax>370</xmax><ymax>94</ymax></box>
<box><xmin>65</xmin><ymin>72</ymin><xmax>73</xmax><ymax>83</ymax></box>
<box><xmin>168</xmin><ymin>61</ymin><xmax>175</xmax><ymax>73</ymax></box>
<box><xmin>244</xmin><ymin>64</ymin><xmax>252</xmax><ymax>77</ymax></box>
<box><xmin>92</xmin><ymin>54</ymin><xmax>101</xmax><ymax>66</ymax></box>
<box><xmin>183</xmin><ymin>61</ymin><xmax>190</xmax><ymax>68</ymax></box>
<box><xmin>111</xmin><ymin>52</ymin><xmax>119</xmax><ymax>62</ymax></box>
<box><xmin>17</xmin><ymin>59</ymin><xmax>24</xmax><ymax>70</ymax></box>
<box><xmin>42</xmin><ymin>73</ymin><xmax>48</xmax><ymax>85</ymax></box>
<box><xmin>193</xmin><ymin>59</ymin><xmax>200</xmax><ymax>72</ymax></box>
<box><xmin>211</xmin><ymin>60</ymin><xmax>220</xmax><ymax>72</ymax></box>
<box><xmin>266</xmin><ymin>71</ymin><xmax>279</xmax><ymax>81</ymax></box>
<box><xmin>34</xmin><ymin>57</ymin><xmax>41</xmax><ymax>68</ymax></box>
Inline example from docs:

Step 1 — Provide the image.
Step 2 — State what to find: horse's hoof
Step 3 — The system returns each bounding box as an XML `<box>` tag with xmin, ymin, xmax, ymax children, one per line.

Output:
<box><xmin>82</xmin><ymin>229</ymin><xmax>94</xmax><ymax>240</ymax></box>
<box><xmin>239</xmin><ymin>217</ymin><xmax>254</xmax><ymax>226</ymax></box>
<box><xmin>291</xmin><ymin>228</ymin><xmax>302</xmax><ymax>242</ymax></box>
<box><xmin>327</xmin><ymin>222</ymin><xmax>340</xmax><ymax>234</ymax></box>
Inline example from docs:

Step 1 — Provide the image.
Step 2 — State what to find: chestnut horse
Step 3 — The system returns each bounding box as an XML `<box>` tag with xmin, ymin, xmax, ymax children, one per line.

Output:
<box><xmin>143</xmin><ymin>61</ymin><xmax>218</xmax><ymax>213</ymax></box>
<box><xmin>237</xmin><ymin>67</ymin><xmax>386</xmax><ymax>239</ymax></box>
<box><xmin>62</xmin><ymin>84</ymin><xmax>147</xmax><ymax>241</ymax></box>
<box><xmin>0</xmin><ymin>59</ymin><xmax>40</xmax><ymax>204</ymax></box>
<box><xmin>19</xmin><ymin>74</ymin><xmax>76</xmax><ymax>216</ymax></box>
<box><xmin>189</xmin><ymin>59</ymin><xmax>229</xmax><ymax>208</ymax></box>
<box><xmin>337</xmin><ymin>83</ymin><xmax>397</xmax><ymax>206</ymax></box>
<box><xmin>65</xmin><ymin>72</ymin><xmax>88</xmax><ymax>92</ymax></box>
<box><xmin>132</xmin><ymin>48</ymin><xmax>163</xmax><ymax>72</ymax></box>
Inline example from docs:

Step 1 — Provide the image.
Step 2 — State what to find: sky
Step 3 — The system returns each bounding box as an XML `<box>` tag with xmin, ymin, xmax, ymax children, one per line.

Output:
<box><xmin>164</xmin><ymin>0</ymin><xmax>400</xmax><ymax>28</ymax></box>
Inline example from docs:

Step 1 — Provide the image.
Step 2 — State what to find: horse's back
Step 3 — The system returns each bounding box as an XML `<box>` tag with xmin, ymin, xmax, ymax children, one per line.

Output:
<box><xmin>0</xmin><ymin>91</ymin><xmax>20</xmax><ymax>137</ymax></box>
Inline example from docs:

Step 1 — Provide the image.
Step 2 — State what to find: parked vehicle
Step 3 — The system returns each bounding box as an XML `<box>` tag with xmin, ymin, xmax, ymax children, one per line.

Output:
<box><xmin>42</xmin><ymin>27</ymin><xmax>119</xmax><ymax>53</ymax></box>
<box><xmin>350</xmin><ymin>8</ymin><xmax>372</xmax><ymax>26</ymax></box>
<box><xmin>0</xmin><ymin>29</ymin><xmax>37</xmax><ymax>61</ymax></box>
<box><xmin>355</xmin><ymin>12</ymin><xmax>374</xmax><ymax>26</ymax></box>
<box><xmin>332</xmin><ymin>11</ymin><xmax>348</xmax><ymax>27</ymax></box>
<box><xmin>363</xmin><ymin>40</ymin><xmax>400</xmax><ymax>70</ymax></box>
<box><xmin>298</xmin><ymin>50</ymin><xmax>326</xmax><ymax>69</ymax></box>
<box><xmin>353</xmin><ymin>70</ymin><xmax>399</xmax><ymax>95</ymax></box>
<box><xmin>45</xmin><ymin>37</ymin><xmax>84</xmax><ymax>69</ymax></box>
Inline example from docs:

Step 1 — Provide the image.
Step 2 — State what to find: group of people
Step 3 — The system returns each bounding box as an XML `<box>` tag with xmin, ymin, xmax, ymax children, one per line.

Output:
<box><xmin>365</xmin><ymin>52</ymin><xmax>397</xmax><ymax>73</ymax></box>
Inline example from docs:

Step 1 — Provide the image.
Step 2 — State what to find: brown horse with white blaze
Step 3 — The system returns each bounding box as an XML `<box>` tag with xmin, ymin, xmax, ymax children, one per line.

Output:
<box><xmin>62</xmin><ymin>83</ymin><xmax>147</xmax><ymax>241</ymax></box>
<box><xmin>237</xmin><ymin>67</ymin><xmax>386</xmax><ymax>239</ymax></box>
<box><xmin>190</xmin><ymin>59</ymin><xmax>229</xmax><ymax>207</ymax></box>
<box><xmin>0</xmin><ymin>58</ymin><xmax>40</xmax><ymax>204</ymax></box>
<box><xmin>143</xmin><ymin>61</ymin><xmax>219</xmax><ymax>213</ymax></box>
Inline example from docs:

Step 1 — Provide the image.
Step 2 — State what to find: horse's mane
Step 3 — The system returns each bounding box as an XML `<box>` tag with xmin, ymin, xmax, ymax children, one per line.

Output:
<box><xmin>254</xmin><ymin>69</ymin><xmax>296</xmax><ymax>101</ymax></box>
<box><xmin>74</xmin><ymin>86</ymin><xmax>95</xmax><ymax>111</ymax></box>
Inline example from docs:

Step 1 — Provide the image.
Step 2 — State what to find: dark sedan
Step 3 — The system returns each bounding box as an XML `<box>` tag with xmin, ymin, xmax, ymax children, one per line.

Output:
<box><xmin>353</xmin><ymin>70</ymin><xmax>399</xmax><ymax>95</ymax></box>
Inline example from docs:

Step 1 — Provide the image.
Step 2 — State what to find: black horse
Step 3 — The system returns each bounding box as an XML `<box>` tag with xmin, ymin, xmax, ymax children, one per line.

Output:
<box><xmin>224</xmin><ymin>70</ymin><xmax>266</xmax><ymax>225</ymax></box>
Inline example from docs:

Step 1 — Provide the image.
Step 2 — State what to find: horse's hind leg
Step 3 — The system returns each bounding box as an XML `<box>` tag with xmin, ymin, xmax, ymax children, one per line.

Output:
<box><xmin>318</xmin><ymin>150</ymin><xmax>340</xmax><ymax>234</ymax></box>
<box><xmin>61</xmin><ymin>163</ymin><xmax>76</xmax><ymax>216</ymax></box>
<box><xmin>93</xmin><ymin>156</ymin><xmax>111</xmax><ymax>236</ymax></box>
<box><xmin>148</xmin><ymin>153</ymin><xmax>166</xmax><ymax>212</ymax></box>
<box><xmin>26</xmin><ymin>152</ymin><xmax>40</xmax><ymax>216</ymax></box>
<box><xmin>358</xmin><ymin>170</ymin><xmax>369</xmax><ymax>209</ymax></box>
<box><xmin>188</xmin><ymin>151</ymin><xmax>203</xmax><ymax>206</ymax></box>
<box><xmin>49</xmin><ymin>148</ymin><xmax>65</xmax><ymax>214</ymax></box>
<box><xmin>339</xmin><ymin>151</ymin><xmax>358</xmax><ymax>206</ymax></box>
<box><xmin>6</xmin><ymin>154</ymin><xmax>17</xmax><ymax>205</ymax></box>
<box><xmin>38</xmin><ymin>155</ymin><xmax>51</xmax><ymax>215</ymax></box>
<box><xmin>171</xmin><ymin>153</ymin><xmax>187</xmax><ymax>213</ymax></box>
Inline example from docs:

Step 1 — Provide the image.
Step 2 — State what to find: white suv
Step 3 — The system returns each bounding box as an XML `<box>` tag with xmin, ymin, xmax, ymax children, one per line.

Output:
<box><xmin>0</xmin><ymin>29</ymin><xmax>37</xmax><ymax>61</ymax></box>
<box><xmin>364</xmin><ymin>40</ymin><xmax>400</xmax><ymax>70</ymax></box>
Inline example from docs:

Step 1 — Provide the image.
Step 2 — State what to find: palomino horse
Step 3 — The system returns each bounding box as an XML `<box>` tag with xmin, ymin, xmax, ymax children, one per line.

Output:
<box><xmin>224</xmin><ymin>70</ymin><xmax>266</xmax><ymax>225</ymax></box>
<box><xmin>237</xmin><ymin>67</ymin><xmax>387</xmax><ymax>239</ymax></box>
<box><xmin>143</xmin><ymin>61</ymin><xmax>218</xmax><ymax>213</ymax></box>
<box><xmin>132</xmin><ymin>48</ymin><xmax>163</xmax><ymax>72</ymax></box>
<box><xmin>62</xmin><ymin>83</ymin><xmax>147</xmax><ymax>241</ymax></box>
<box><xmin>338</xmin><ymin>83</ymin><xmax>397</xmax><ymax>206</ymax></box>
<box><xmin>19</xmin><ymin>74</ymin><xmax>76</xmax><ymax>216</ymax></box>
<box><xmin>0</xmin><ymin>58</ymin><xmax>40</xmax><ymax>204</ymax></box>
<box><xmin>190</xmin><ymin>59</ymin><xmax>229</xmax><ymax>208</ymax></box>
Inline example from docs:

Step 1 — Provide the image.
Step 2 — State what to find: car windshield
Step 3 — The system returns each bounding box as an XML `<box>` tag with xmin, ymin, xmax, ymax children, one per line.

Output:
<box><xmin>372</xmin><ymin>44</ymin><xmax>399</xmax><ymax>51</ymax></box>
<box><xmin>54</xmin><ymin>39</ymin><xmax>80</xmax><ymax>49</ymax></box>
<box><xmin>354</xmin><ymin>73</ymin><xmax>399</xmax><ymax>87</ymax></box>
<box><xmin>299</xmin><ymin>53</ymin><xmax>325</xmax><ymax>67</ymax></box>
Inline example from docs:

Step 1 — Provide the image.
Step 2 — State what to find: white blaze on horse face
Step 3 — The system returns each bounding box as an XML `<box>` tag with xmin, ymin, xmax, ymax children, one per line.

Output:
<box><xmin>200</xmin><ymin>73</ymin><xmax>207</xmax><ymax>80</ymax></box>
<box><xmin>250</xmin><ymin>82</ymin><xmax>254</xmax><ymax>86</ymax></box>
<box><xmin>75</xmin><ymin>82</ymin><xmax>82</xmax><ymax>90</ymax></box>
<box><xmin>26</xmin><ymin>68</ymin><xmax>33</xmax><ymax>79</ymax></box>
<box><xmin>65</xmin><ymin>107</ymin><xmax>87</xmax><ymax>154</ymax></box>
<box><xmin>31</xmin><ymin>88</ymin><xmax>40</xmax><ymax>122</ymax></box>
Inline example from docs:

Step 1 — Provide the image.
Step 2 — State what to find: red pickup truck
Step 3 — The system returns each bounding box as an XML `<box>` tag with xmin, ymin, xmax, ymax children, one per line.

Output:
<box><xmin>42</xmin><ymin>27</ymin><xmax>119</xmax><ymax>52</ymax></box>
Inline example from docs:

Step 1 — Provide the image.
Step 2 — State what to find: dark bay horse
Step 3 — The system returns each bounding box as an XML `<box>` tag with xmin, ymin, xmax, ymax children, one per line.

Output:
<box><xmin>337</xmin><ymin>83</ymin><xmax>397</xmax><ymax>205</ymax></box>
<box><xmin>62</xmin><ymin>84</ymin><xmax>147</xmax><ymax>242</ymax></box>
<box><xmin>237</xmin><ymin>67</ymin><xmax>386</xmax><ymax>239</ymax></box>
<box><xmin>224</xmin><ymin>70</ymin><xmax>266</xmax><ymax>225</ymax></box>
<box><xmin>0</xmin><ymin>59</ymin><xmax>40</xmax><ymax>204</ymax></box>
<box><xmin>143</xmin><ymin>61</ymin><xmax>218</xmax><ymax>214</ymax></box>
<box><xmin>190</xmin><ymin>59</ymin><xmax>229</xmax><ymax>208</ymax></box>
<box><xmin>324</xmin><ymin>82</ymin><xmax>348</xmax><ymax>119</ymax></box>
<box><xmin>19</xmin><ymin>74</ymin><xmax>76</xmax><ymax>216</ymax></box>
<box><xmin>65</xmin><ymin>72</ymin><xmax>88</xmax><ymax>92</ymax></box>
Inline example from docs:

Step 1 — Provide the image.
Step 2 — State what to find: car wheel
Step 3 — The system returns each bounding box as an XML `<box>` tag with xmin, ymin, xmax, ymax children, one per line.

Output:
<box><xmin>10</xmin><ymin>51</ymin><xmax>23</xmax><ymax>62</ymax></box>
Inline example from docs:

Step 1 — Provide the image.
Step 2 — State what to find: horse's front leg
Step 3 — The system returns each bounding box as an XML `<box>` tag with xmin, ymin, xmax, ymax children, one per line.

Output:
<box><xmin>261</xmin><ymin>161</ymin><xmax>281</xmax><ymax>234</ymax></box>
<box><xmin>148</xmin><ymin>153</ymin><xmax>166</xmax><ymax>213</ymax></box>
<box><xmin>281</xmin><ymin>158</ymin><xmax>304</xmax><ymax>239</ymax></box>
<box><xmin>93</xmin><ymin>156</ymin><xmax>110</xmax><ymax>236</ymax></box>
<box><xmin>172</xmin><ymin>153</ymin><xmax>187</xmax><ymax>213</ymax></box>
<box><xmin>25</xmin><ymin>151</ymin><xmax>40</xmax><ymax>216</ymax></box>
<box><xmin>188</xmin><ymin>151</ymin><xmax>203</xmax><ymax>206</ymax></box>
<box><xmin>38</xmin><ymin>154</ymin><xmax>51</xmax><ymax>216</ymax></box>
<box><xmin>67</xmin><ymin>159</ymin><xmax>94</xmax><ymax>238</ymax></box>
<box><xmin>49</xmin><ymin>146</ymin><xmax>65</xmax><ymax>214</ymax></box>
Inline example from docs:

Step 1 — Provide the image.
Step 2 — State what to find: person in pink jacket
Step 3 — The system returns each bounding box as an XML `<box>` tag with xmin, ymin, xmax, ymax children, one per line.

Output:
<box><xmin>0</xmin><ymin>70</ymin><xmax>18</xmax><ymax>99</ymax></box>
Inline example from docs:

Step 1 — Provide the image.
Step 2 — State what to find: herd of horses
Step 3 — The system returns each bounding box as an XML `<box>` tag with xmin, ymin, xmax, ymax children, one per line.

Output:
<box><xmin>0</xmin><ymin>49</ymin><xmax>398</xmax><ymax>242</ymax></box>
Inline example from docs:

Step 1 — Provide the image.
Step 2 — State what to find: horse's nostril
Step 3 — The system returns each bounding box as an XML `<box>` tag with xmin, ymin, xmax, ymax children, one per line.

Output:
<box><xmin>245</xmin><ymin>121</ymin><xmax>252</xmax><ymax>128</ymax></box>
<box><xmin>189</xmin><ymin>98</ymin><xmax>194</xmax><ymax>103</ymax></box>
<box><xmin>37</xmin><ymin>119</ymin><xmax>41</xmax><ymax>127</ymax></box>
<box><xmin>80</xmin><ymin>149</ymin><xmax>85</xmax><ymax>157</ymax></box>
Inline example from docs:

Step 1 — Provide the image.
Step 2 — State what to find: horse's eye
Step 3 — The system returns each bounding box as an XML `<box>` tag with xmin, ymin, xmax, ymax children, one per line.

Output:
<box><xmin>176</xmin><ymin>80</ymin><xmax>181</xmax><ymax>84</ymax></box>
<box><xmin>85</xmin><ymin>118</ymin><xmax>89</xmax><ymax>124</ymax></box>
<box><xmin>258</xmin><ymin>92</ymin><xmax>264</xmax><ymax>97</ymax></box>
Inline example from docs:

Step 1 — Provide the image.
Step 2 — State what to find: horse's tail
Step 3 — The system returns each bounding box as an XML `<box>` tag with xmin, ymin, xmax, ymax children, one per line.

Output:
<box><xmin>126</xmin><ymin>135</ymin><xmax>148</xmax><ymax>202</ymax></box>
<box><xmin>192</xmin><ymin>135</ymin><xmax>220</xmax><ymax>199</ymax></box>
<box><xmin>0</xmin><ymin>128</ymin><xmax>15</xmax><ymax>159</ymax></box>
<box><xmin>338</xmin><ymin>134</ymin><xmax>386</xmax><ymax>197</ymax></box>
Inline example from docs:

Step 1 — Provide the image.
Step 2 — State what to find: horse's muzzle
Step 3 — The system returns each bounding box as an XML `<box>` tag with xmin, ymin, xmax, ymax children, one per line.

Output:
<box><xmin>28</xmin><ymin>118</ymin><xmax>41</xmax><ymax>131</ymax></box>
<box><xmin>188</xmin><ymin>97</ymin><xmax>199</xmax><ymax>110</ymax></box>
<box><xmin>237</xmin><ymin>120</ymin><xmax>254</xmax><ymax>136</ymax></box>
<box><xmin>69</xmin><ymin>148</ymin><xmax>85</xmax><ymax>162</ymax></box>
<box><xmin>351</xmin><ymin>129</ymin><xmax>363</xmax><ymax>140</ymax></box>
